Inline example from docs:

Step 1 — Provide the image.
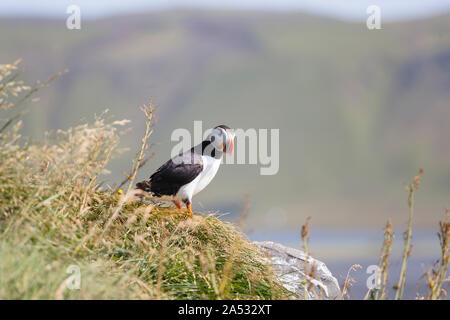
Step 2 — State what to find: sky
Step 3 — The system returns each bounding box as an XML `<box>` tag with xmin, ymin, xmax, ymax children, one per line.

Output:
<box><xmin>0</xmin><ymin>0</ymin><xmax>450</xmax><ymax>21</ymax></box>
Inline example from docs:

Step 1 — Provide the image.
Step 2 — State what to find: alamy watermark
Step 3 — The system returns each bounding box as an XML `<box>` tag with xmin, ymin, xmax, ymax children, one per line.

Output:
<box><xmin>66</xmin><ymin>5</ymin><xmax>81</xmax><ymax>30</ymax></box>
<box><xmin>66</xmin><ymin>264</ymin><xmax>81</xmax><ymax>290</ymax></box>
<box><xmin>366</xmin><ymin>5</ymin><xmax>381</xmax><ymax>30</ymax></box>
<box><xmin>171</xmin><ymin>121</ymin><xmax>279</xmax><ymax>175</ymax></box>
<box><xmin>366</xmin><ymin>264</ymin><xmax>381</xmax><ymax>290</ymax></box>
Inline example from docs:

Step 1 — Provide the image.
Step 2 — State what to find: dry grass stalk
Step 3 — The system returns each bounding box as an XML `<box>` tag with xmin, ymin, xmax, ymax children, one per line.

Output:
<box><xmin>0</xmin><ymin>61</ymin><xmax>66</xmax><ymax>134</ymax></box>
<box><xmin>114</xmin><ymin>150</ymin><xmax>156</xmax><ymax>193</ymax></box>
<box><xmin>299</xmin><ymin>216</ymin><xmax>320</xmax><ymax>299</ymax></box>
<box><xmin>341</xmin><ymin>264</ymin><xmax>362</xmax><ymax>300</ymax></box>
<box><xmin>394</xmin><ymin>168</ymin><xmax>423</xmax><ymax>300</ymax></box>
<box><xmin>101</xmin><ymin>101</ymin><xmax>155</xmax><ymax>238</ymax></box>
<box><xmin>372</xmin><ymin>219</ymin><xmax>395</xmax><ymax>300</ymax></box>
<box><xmin>301</xmin><ymin>216</ymin><xmax>312</xmax><ymax>255</ymax></box>
<box><xmin>425</xmin><ymin>209</ymin><xmax>450</xmax><ymax>300</ymax></box>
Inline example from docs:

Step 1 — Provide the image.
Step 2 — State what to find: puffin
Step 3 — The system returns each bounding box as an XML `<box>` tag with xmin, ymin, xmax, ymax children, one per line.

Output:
<box><xmin>136</xmin><ymin>125</ymin><xmax>235</xmax><ymax>216</ymax></box>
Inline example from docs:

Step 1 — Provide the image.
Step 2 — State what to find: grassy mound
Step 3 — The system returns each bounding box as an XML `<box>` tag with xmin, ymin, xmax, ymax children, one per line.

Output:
<box><xmin>0</xmin><ymin>201</ymin><xmax>288</xmax><ymax>299</ymax></box>
<box><xmin>0</xmin><ymin>61</ymin><xmax>288</xmax><ymax>299</ymax></box>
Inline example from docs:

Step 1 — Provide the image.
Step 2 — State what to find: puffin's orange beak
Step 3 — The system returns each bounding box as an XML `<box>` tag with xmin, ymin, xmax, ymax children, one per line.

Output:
<box><xmin>223</xmin><ymin>139</ymin><xmax>234</xmax><ymax>154</ymax></box>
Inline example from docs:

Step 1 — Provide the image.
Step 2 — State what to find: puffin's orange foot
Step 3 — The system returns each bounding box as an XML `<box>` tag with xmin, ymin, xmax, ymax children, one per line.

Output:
<box><xmin>172</xmin><ymin>200</ymin><xmax>183</xmax><ymax>212</ymax></box>
<box><xmin>187</xmin><ymin>203</ymin><xmax>192</xmax><ymax>217</ymax></box>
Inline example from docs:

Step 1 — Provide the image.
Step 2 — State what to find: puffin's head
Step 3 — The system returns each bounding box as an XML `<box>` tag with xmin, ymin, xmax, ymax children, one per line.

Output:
<box><xmin>208</xmin><ymin>125</ymin><xmax>235</xmax><ymax>154</ymax></box>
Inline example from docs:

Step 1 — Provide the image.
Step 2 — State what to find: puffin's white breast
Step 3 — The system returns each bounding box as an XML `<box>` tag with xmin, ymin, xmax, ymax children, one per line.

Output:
<box><xmin>193</xmin><ymin>155</ymin><xmax>221</xmax><ymax>196</ymax></box>
<box><xmin>175</xmin><ymin>155</ymin><xmax>221</xmax><ymax>201</ymax></box>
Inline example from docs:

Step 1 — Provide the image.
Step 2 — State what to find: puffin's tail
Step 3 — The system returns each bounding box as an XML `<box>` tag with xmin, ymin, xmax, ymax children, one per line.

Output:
<box><xmin>136</xmin><ymin>179</ymin><xmax>151</xmax><ymax>192</ymax></box>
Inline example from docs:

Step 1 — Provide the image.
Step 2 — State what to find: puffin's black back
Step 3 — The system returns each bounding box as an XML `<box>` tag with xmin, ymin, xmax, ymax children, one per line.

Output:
<box><xmin>136</xmin><ymin>146</ymin><xmax>204</xmax><ymax>197</ymax></box>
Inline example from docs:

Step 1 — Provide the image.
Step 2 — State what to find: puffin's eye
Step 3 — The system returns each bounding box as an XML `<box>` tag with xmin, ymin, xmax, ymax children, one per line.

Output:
<box><xmin>210</xmin><ymin>136</ymin><xmax>215</xmax><ymax>142</ymax></box>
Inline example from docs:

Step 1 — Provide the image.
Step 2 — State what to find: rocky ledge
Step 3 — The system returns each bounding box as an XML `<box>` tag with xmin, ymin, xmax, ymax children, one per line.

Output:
<box><xmin>254</xmin><ymin>241</ymin><xmax>341</xmax><ymax>300</ymax></box>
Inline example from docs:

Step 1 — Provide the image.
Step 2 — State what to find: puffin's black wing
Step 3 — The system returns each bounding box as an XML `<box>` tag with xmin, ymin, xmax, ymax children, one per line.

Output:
<box><xmin>136</xmin><ymin>152</ymin><xmax>203</xmax><ymax>197</ymax></box>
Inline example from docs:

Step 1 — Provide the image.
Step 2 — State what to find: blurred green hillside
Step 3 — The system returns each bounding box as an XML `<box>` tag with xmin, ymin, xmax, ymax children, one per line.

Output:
<box><xmin>1</xmin><ymin>10</ymin><xmax>449</xmax><ymax>229</ymax></box>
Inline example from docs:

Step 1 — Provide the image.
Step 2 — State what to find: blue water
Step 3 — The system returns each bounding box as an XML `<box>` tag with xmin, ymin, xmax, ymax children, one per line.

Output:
<box><xmin>249</xmin><ymin>228</ymin><xmax>448</xmax><ymax>299</ymax></box>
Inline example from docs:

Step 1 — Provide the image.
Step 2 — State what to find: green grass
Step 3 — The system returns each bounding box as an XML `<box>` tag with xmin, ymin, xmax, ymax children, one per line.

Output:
<box><xmin>0</xmin><ymin>189</ymin><xmax>288</xmax><ymax>299</ymax></box>
<box><xmin>0</xmin><ymin>61</ymin><xmax>290</xmax><ymax>300</ymax></box>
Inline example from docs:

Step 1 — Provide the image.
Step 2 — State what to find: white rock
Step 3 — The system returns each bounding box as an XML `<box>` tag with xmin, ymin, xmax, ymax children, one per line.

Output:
<box><xmin>254</xmin><ymin>241</ymin><xmax>341</xmax><ymax>300</ymax></box>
